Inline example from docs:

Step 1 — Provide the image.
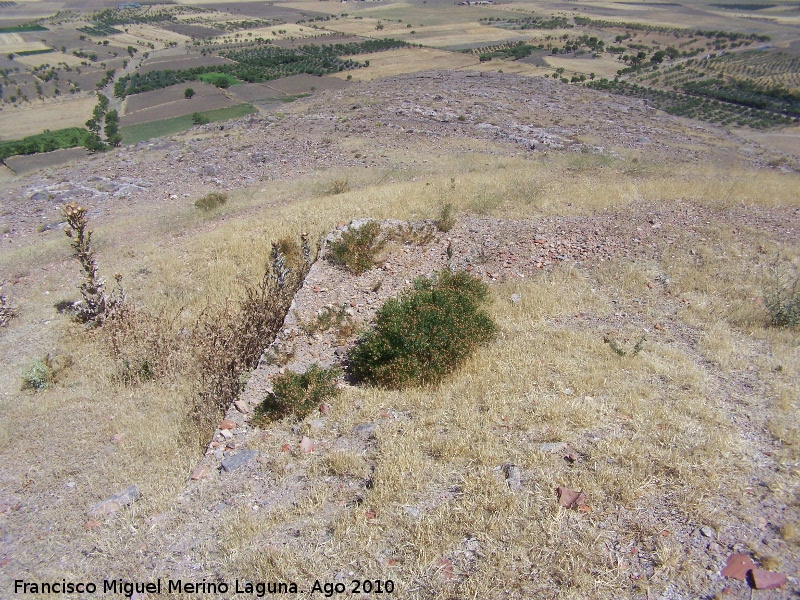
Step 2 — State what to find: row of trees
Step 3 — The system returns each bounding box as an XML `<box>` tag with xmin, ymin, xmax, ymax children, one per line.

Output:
<box><xmin>115</xmin><ymin>38</ymin><xmax>409</xmax><ymax>98</ymax></box>
<box><xmin>572</xmin><ymin>15</ymin><xmax>771</xmax><ymax>42</ymax></box>
<box><xmin>0</xmin><ymin>128</ymin><xmax>90</xmax><ymax>162</ymax></box>
<box><xmin>586</xmin><ymin>78</ymin><xmax>796</xmax><ymax>128</ymax></box>
<box><xmin>85</xmin><ymin>93</ymin><xmax>120</xmax><ymax>149</ymax></box>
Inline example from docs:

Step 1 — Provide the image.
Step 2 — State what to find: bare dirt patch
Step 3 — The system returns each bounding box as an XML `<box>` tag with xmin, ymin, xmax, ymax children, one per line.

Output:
<box><xmin>264</xmin><ymin>74</ymin><xmax>351</xmax><ymax>95</ymax></box>
<box><xmin>138</xmin><ymin>54</ymin><xmax>236</xmax><ymax>75</ymax></box>
<box><xmin>225</xmin><ymin>82</ymin><xmax>286</xmax><ymax>104</ymax></box>
<box><xmin>5</xmin><ymin>147</ymin><xmax>90</xmax><ymax>174</ymax></box>
<box><xmin>735</xmin><ymin>125</ymin><xmax>800</xmax><ymax>157</ymax></box>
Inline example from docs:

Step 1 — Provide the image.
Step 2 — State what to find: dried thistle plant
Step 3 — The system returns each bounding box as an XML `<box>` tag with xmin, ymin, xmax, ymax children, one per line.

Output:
<box><xmin>62</xmin><ymin>202</ymin><xmax>125</xmax><ymax>326</ymax></box>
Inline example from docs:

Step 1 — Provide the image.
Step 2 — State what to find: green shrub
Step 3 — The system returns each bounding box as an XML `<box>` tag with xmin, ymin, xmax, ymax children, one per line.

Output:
<box><xmin>21</xmin><ymin>354</ymin><xmax>71</xmax><ymax>391</ymax></box>
<box><xmin>349</xmin><ymin>270</ymin><xmax>496</xmax><ymax>388</ymax></box>
<box><xmin>329</xmin><ymin>221</ymin><xmax>385</xmax><ymax>275</ymax></box>
<box><xmin>437</xmin><ymin>203</ymin><xmax>456</xmax><ymax>232</ymax></box>
<box><xmin>195</xmin><ymin>191</ymin><xmax>228</xmax><ymax>211</ymax></box>
<box><xmin>192</xmin><ymin>112</ymin><xmax>209</xmax><ymax>125</ymax></box>
<box><xmin>253</xmin><ymin>364</ymin><xmax>340</xmax><ymax>424</ymax></box>
<box><xmin>764</xmin><ymin>259</ymin><xmax>800</xmax><ymax>328</ymax></box>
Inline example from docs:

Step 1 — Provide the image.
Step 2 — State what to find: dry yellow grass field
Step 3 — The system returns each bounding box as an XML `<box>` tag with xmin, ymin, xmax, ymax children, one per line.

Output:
<box><xmin>13</xmin><ymin>51</ymin><xmax>86</xmax><ymax>68</ymax></box>
<box><xmin>111</xmin><ymin>24</ymin><xmax>191</xmax><ymax>48</ymax></box>
<box><xmin>329</xmin><ymin>47</ymin><xmax>479</xmax><ymax>81</ymax></box>
<box><xmin>0</xmin><ymin>95</ymin><xmax>96</xmax><ymax>140</ymax></box>
<box><xmin>205</xmin><ymin>23</ymin><xmax>327</xmax><ymax>43</ymax></box>
<box><xmin>544</xmin><ymin>55</ymin><xmax>623</xmax><ymax>78</ymax></box>
<box><xmin>0</xmin><ymin>33</ymin><xmax>51</xmax><ymax>54</ymax></box>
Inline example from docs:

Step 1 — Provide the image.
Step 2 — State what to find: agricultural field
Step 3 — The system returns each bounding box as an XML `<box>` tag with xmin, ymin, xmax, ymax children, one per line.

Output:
<box><xmin>0</xmin><ymin>0</ymin><xmax>798</xmax><ymax>156</ymax></box>
<box><xmin>0</xmin><ymin>94</ymin><xmax>95</xmax><ymax>139</ymax></box>
<box><xmin>138</xmin><ymin>54</ymin><xmax>236</xmax><ymax>74</ymax></box>
<box><xmin>122</xmin><ymin>80</ymin><xmax>223</xmax><ymax>114</ymax></box>
<box><xmin>0</xmin><ymin>31</ymin><xmax>50</xmax><ymax>53</ymax></box>
<box><xmin>201</xmin><ymin>22</ymin><xmax>336</xmax><ymax>45</ymax></box>
<box><xmin>328</xmin><ymin>46</ymin><xmax>479</xmax><ymax>81</ymax></box>
<box><xmin>224</xmin><ymin>81</ymin><xmax>286</xmax><ymax>106</ymax></box>
<box><xmin>109</xmin><ymin>23</ymin><xmax>192</xmax><ymax>49</ymax></box>
<box><xmin>13</xmin><ymin>49</ymin><xmax>84</xmax><ymax>66</ymax></box>
<box><xmin>4</xmin><ymin>144</ymin><xmax>88</xmax><ymax>173</ymax></box>
<box><xmin>544</xmin><ymin>54</ymin><xmax>622</xmax><ymax>78</ymax></box>
<box><xmin>120</xmin><ymin>82</ymin><xmax>238</xmax><ymax>126</ymax></box>
<box><xmin>119</xmin><ymin>101</ymin><xmax>254</xmax><ymax>142</ymax></box>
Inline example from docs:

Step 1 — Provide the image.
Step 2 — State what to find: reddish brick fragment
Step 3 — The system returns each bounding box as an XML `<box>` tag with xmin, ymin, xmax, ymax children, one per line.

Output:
<box><xmin>751</xmin><ymin>568</ymin><xmax>786</xmax><ymax>590</ymax></box>
<box><xmin>721</xmin><ymin>553</ymin><xmax>754</xmax><ymax>581</ymax></box>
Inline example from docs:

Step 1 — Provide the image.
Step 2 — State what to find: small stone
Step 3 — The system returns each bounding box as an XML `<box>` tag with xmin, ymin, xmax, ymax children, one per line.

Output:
<box><xmin>219</xmin><ymin>419</ymin><xmax>236</xmax><ymax>430</ymax></box>
<box><xmin>540</xmin><ymin>442</ymin><xmax>568</xmax><ymax>453</ymax></box>
<box><xmin>300</xmin><ymin>436</ymin><xmax>315</xmax><ymax>453</ymax></box>
<box><xmin>190</xmin><ymin>465</ymin><xmax>209</xmax><ymax>481</ymax></box>
<box><xmin>310</xmin><ymin>419</ymin><xmax>325</xmax><ymax>430</ymax></box>
<box><xmin>221</xmin><ymin>449</ymin><xmax>257</xmax><ymax>473</ymax></box>
<box><xmin>219</xmin><ymin>428</ymin><xmax>233</xmax><ymax>440</ymax></box>
<box><xmin>214</xmin><ymin>447</ymin><xmax>224</xmax><ymax>460</ymax></box>
<box><xmin>403</xmin><ymin>506</ymin><xmax>420</xmax><ymax>518</ymax></box>
<box><xmin>88</xmin><ymin>485</ymin><xmax>139</xmax><ymax>517</ymax></box>
<box><xmin>233</xmin><ymin>401</ymin><xmax>250</xmax><ymax>414</ymax></box>
<box><xmin>502</xmin><ymin>463</ymin><xmax>522</xmax><ymax>492</ymax></box>
<box><xmin>510</xmin><ymin>293</ymin><xmax>521</xmax><ymax>304</ymax></box>
<box><xmin>355</xmin><ymin>423</ymin><xmax>376</xmax><ymax>437</ymax></box>
<box><xmin>700</xmin><ymin>526</ymin><xmax>715</xmax><ymax>539</ymax></box>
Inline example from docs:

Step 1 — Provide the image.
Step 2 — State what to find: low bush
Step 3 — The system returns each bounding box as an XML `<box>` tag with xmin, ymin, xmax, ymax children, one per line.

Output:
<box><xmin>329</xmin><ymin>221</ymin><xmax>385</xmax><ymax>275</ymax></box>
<box><xmin>764</xmin><ymin>259</ymin><xmax>800</xmax><ymax>328</ymax></box>
<box><xmin>0</xmin><ymin>293</ymin><xmax>15</xmax><ymax>327</ymax></box>
<box><xmin>436</xmin><ymin>203</ymin><xmax>456</xmax><ymax>233</ymax></box>
<box><xmin>389</xmin><ymin>222</ymin><xmax>435</xmax><ymax>246</ymax></box>
<box><xmin>253</xmin><ymin>364</ymin><xmax>340</xmax><ymax>425</ymax></box>
<box><xmin>328</xmin><ymin>178</ymin><xmax>349</xmax><ymax>195</ymax></box>
<box><xmin>195</xmin><ymin>191</ymin><xmax>228</xmax><ymax>211</ymax></box>
<box><xmin>349</xmin><ymin>270</ymin><xmax>496</xmax><ymax>388</ymax></box>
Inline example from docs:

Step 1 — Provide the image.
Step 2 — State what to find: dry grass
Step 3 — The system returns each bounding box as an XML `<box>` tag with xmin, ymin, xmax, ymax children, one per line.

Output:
<box><xmin>218</xmin><ymin>247</ymin><xmax>798</xmax><ymax>597</ymax></box>
<box><xmin>0</xmin><ymin>95</ymin><xmax>96</xmax><ymax>141</ymax></box>
<box><xmin>0</xmin><ymin>150</ymin><xmax>798</xmax><ymax>597</ymax></box>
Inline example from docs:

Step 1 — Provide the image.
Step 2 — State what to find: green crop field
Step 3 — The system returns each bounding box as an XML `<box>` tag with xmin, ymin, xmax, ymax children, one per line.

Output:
<box><xmin>196</xmin><ymin>72</ymin><xmax>242</xmax><ymax>88</ymax></box>
<box><xmin>0</xmin><ymin>24</ymin><xmax>48</xmax><ymax>34</ymax></box>
<box><xmin>120</xmin><ymin>103</ymin><xmax>256</xmax><ymax>144</ymax></box>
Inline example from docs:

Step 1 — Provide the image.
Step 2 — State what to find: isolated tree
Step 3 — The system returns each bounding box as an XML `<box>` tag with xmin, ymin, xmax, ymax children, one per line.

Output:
<box><xmin>184</xmin><ymin>87</ymin><xmax>195</xmax><ymax>99</ymax></box>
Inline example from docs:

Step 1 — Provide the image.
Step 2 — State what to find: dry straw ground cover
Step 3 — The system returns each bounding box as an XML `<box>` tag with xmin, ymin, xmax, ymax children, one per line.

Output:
<box><xmin>0</xmin><ymin>95</ymin><xmax>96</xmax><ymax>140</ymax></box>
<box><xmin>0</xmin><ymin>149</ymin><xmax>797</xmax><ymax>598</ymax></box>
